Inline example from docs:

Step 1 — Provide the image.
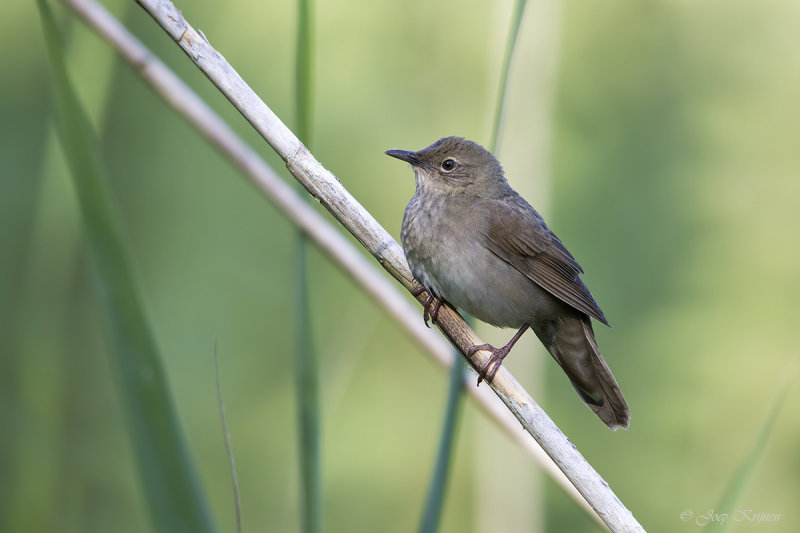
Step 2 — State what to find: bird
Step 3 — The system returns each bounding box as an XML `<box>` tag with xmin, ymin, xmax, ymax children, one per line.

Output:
<box><xmin>386</xmin><ymin>136</ymin><xmax>630</xmax><ymax>429</ymax></box>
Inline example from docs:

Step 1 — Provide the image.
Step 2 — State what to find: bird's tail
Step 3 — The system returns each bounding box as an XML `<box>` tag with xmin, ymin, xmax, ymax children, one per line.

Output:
<box><xmin>546</xmin><ymin>317</ymin><xmax>630</xmax><ymax>430</ymax></box>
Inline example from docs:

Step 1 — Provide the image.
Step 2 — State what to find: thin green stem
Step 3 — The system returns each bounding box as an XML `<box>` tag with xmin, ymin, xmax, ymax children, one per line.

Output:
<box><xmin>293</xmin><ymin>238</ymin><xmax>321</xmax><ymax>533</ymax></box>
<box><xmin>418</xmin><ymin>358</ymin><xmax>467</xmax><ymax>533</ymax></box>
<box><xmin>293</xmin><ymin>0</ymin><xmax>321</xmax><ymax>532</ymax></box>
<box><xmin>38</xmin><ymin>1</ymin><xmax>215</xmax><ymax>531</ymax></box>
<box><xmin>296</xmin><ymin>0</ymin><xmax>313</xmax><ymax>146</ymax></box>
<box><xmin>489</xmin><ymin>0</ymin><xmax>529</xmax><ymax>154</ymax></box>
<box><xmin>715</xmin><ymin>358</ymin><xmax>794</xmax><ymax>532</ymax></box>
<box><xmin>215</xmin><ymin>345</ymin><xmax>242</xmax><ymax>533</ymax></box>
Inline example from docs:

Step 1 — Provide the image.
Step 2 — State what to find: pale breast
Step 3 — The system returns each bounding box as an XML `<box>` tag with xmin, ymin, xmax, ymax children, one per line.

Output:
<box><xmin>401</xmin><ymin>193</ymin><xmax>558</xmax><ymax>329</ymax></box>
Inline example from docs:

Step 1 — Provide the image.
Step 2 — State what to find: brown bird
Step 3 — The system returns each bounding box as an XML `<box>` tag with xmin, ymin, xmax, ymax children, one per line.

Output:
<box><xmin>386</xmin><ymin>137</ymin><xmax>630</xmax><ymax>429</ymax></box>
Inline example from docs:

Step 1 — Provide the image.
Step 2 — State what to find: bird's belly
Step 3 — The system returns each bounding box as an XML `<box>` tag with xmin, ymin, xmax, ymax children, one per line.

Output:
<box><xmin>409</xmin><ymin>236</ymin><xmax>555</xmax><ymax>329</ymax></box>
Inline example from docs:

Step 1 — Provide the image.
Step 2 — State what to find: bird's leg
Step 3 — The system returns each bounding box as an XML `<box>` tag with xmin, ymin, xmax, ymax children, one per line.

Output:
<box><xmin>410</xmin><ymin>284</ymin><xmax>445</xmax><ymax>328</ymax></box>
<box><xmin>467</xmin><ymin>324</ymin><xmax>531</xmax><ymax>385</ymax></box>
<box><xmin>429</xmin><ymin>297</ymin><xmax>444</xmax><ymax>323</ymax></box>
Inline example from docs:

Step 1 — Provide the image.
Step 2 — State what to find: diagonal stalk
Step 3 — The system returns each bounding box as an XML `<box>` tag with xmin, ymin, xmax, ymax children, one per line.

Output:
<box><xmin>130</xmin><ymin>0</ymin><xmax>647</xmax><ymax>529</ymax></box>
<box><xmin>63</xmin><ymin>0</ymin><xmax>639</xmax><ymax>529</ymax></box>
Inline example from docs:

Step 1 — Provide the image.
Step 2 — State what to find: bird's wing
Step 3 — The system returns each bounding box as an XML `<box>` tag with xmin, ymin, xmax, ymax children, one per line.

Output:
<box><xmin>480</xmin><ymin>196</ymin><xmax>609</xmax><ymax>326</ymax></box>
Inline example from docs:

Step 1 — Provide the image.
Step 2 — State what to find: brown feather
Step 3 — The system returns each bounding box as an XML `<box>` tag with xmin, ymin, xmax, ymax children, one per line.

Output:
<box><xmin>481</xmin><ymin>195</ymin><xmax>610</xmax><ymax>326</ymax></box>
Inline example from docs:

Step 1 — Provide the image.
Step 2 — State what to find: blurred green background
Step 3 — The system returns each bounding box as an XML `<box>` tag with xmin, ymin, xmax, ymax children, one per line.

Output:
<box><xmin>3</xmin><ymin>0</ymin><xmax>799</xmax><ymax>531</ymax></box>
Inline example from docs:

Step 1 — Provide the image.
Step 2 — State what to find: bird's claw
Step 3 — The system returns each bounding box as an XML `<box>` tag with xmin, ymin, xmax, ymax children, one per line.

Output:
<box><xmin>467</xmin><ymin>343</ymin><xmax>510</xmax><ymax>385</ymax></box>
<box><xmin>416</xmin><ymin>288</ymin><xmax>444</xmax><ymax>328</ymax></box>
<box><xmin>428</xmin><ymin>297</ymin><xmax>443</xmax><ymax>326</ymax></box>
<box><xmin>467</xmin><ymin>324</ymin><xmax>530</xmax><ymax>385</ymax></box>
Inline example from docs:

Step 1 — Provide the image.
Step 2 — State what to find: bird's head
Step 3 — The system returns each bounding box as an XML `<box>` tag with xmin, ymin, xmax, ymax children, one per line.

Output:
<box><xmin>386</xmin><ymin>136</ymin><xmax>509</xmax><ymax>198</ymax></box>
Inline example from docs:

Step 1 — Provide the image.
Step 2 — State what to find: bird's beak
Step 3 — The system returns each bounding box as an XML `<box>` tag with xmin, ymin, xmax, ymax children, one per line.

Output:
<box><xmin>385</xmin><ymin>149</ymin><xmax>420</xmax><ymax>166</ymax></box>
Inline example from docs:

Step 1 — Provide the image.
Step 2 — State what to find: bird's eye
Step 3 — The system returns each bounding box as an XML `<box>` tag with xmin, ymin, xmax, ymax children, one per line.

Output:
<box><xmin>441</xmin><ymin>158</ymin><xmax>456</xmax><ymax>171</ymax></box>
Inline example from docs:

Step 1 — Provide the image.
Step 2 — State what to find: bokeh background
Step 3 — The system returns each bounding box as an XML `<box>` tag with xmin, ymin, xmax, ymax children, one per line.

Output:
<box><xmin>3</xmin><ymin>0</ymin><xmax>799</xmax><ymax>531</ymax></box>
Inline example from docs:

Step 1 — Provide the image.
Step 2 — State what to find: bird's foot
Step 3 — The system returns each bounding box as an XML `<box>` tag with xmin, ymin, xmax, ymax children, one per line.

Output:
<box><xmin>467</xmin><ymin>324</ymin><xmax>531</xmax><ymax>385</ymax></box>
<box><xmin>411</xmin><ymin>284</ymin><xmax>444</xmax><ymax>328</ymax></box>
<box><xmin>467</xmin><ymin>343</ymin><xmax>511</xmax><ymax>384</ymax></box>
<box><xmin>423</xmin><ymin>295</ymin><xmax>444</xmax><ymax>327</ymax></box>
